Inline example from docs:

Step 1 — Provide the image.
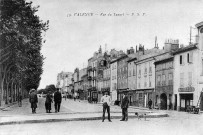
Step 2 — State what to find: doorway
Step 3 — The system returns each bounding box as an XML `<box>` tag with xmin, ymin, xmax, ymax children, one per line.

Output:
<box><xmin>160</xmin><ymin>93</ymin><xmax>167</xmax><ymax>110</ymax></box>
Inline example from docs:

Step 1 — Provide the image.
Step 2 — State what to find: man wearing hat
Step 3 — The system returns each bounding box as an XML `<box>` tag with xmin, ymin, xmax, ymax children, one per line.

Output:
<box><xmin>54</xmin><ymin>88</ymin><xmax>62</xmax><ymax>113</ymax></box>
<box><xmin>29</xmin><ymin>89</ymin><xmax>38</xmax><ymax>113</ymax></box>
<box><xmin>101</xmin><ymin>92</ymin><xmax>112</xmax><ymax>122</ymax></box>
<box><xmin>120</xmin><ymin>92</ymin><xmax>129</xmax><ymax>121</ymax></box>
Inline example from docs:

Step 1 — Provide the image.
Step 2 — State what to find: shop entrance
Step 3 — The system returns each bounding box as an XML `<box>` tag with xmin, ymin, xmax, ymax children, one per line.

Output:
<box><xmin>200</xmin><ymin>92</ymin><xmax>203</xmax><ymax>111</ymax></box>
<box><xmin>174</xmin><ymin>94</ymin><xmax>177</xmax><ymax>110</ymax></box>
<box><xmin>179</xmin><ymin>94</ymin><xmax>193</xmax><ymax>111</ymax></box>
<box><xmin>160</xmin><ymin>93</ymin><xmax>167</xmax><ymax>110</ymax></box>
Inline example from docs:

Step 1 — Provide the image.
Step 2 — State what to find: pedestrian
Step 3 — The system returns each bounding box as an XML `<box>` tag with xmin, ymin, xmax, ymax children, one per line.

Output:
<box><xmin>18</xmin><ymin>92</ymin><xmax>22</xmax><ymax>107</ymax></box>
<box><xmin>148</xmin><ymin>99</ymin><xmax>152</xmax><ymax>109</ymax></box>
<box><xmin>29</xmin><ymin>89</ymin><xmax>38</xmax><ymax>114</ymax></box>
<box><xmin>65</xmin><ymin>93</ymin><xmax>67</xmax><ymax>101</ymax></box>
<box><xmin>120</xmin><ymin>93</ymin><xmax>129</xmax><ymax>121</ymax></box>
<box><xmin>45</xmin><ymin>91</ymin><xmax>53</xmax><ymax>113</ymax></box>
<box><xmin>54</xmin><ymin>88</ymin><xmax>62</xmax><ymax>113</ymax></box>
<box><xmin>101</xmin><ymin>92</ymin><xmax>112</xmax><ymax>122</ymax></box>
<box><xmin>74</xmin><ymin>92</ymin><xmax>77</xmax><ymax>101</ymax></box>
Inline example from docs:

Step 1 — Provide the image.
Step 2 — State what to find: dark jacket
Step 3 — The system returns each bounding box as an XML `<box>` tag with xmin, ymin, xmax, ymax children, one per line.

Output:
<box><xmin>29</xmin><ymin>92</ymin><xmax>38</xmax><ymax>103</ymax></box>
<box><xmin>46</xmin><ymin>93</ymin><xmax>53</xmax><ymax>103</ymax></box>
<box><xmin>148</xmin><ymin>100</ymin><xmax>152</xmax><ymax>106</ymax></box>
<box><xmin>54</xmin><ymin>91</ymin><xmax>62</xmax><ymax>103</ymax></box>
<box><xmin>121</xmin><ymin>96</ymin><xmax>129</xmax><ymax>109</ymax></box>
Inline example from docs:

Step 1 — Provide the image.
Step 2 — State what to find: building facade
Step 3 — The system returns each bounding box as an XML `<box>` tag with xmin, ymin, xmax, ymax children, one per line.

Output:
<box><xmin>173</xmin><ymin>21</ymin><xmax>203</xmax><ymax>111</ymax></box>
<box><xmin>154</xmin><ymin>39</ymin><xmax>179</xmax><ymax>110</ymax></box>
<box><xmin>117</xmin><ymin>55</ymin><xmax>128</xmax><ymax>103</ymax></box>
<box><xmin>135</xmin><ymin>47</ymin><xmax>164</xmax><ymax>107</ymax></box>
<box><xmin>78</xmin><ymin>68</ymin><xmax>88</xmax><ymax>100</ymax></box>
<box><xmin>56</xmin><ymin>71</ymin><xmax>73</xmax><ymax>94</ymax></box>
<box><xmin>110</xmin><ymin>59</ymin><xmax>118</xmax><ymax>103</ymax></box>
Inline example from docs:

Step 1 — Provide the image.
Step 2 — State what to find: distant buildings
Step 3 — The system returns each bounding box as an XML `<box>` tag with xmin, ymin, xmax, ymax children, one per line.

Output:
<box><xmin>56</xmin><ymin>71</ymin><xmax>73</xmax><ymax>94</ymax></box>
<box><xmin>56</xmin><ymin>21</ymin><xmax>203</xmax><ymax>112</ymax></box>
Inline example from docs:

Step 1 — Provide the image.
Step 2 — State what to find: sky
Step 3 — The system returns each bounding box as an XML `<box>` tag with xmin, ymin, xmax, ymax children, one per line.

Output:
<box><xmin>30</xmin><ymin>0</ymin><xmax>203</xmax><ymax>89</ymax></box>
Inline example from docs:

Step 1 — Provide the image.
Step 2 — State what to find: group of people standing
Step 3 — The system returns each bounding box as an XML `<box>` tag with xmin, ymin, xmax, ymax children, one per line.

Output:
<box><xmin>29</xmin><ymin>88</ymin><xmax>62</xmax><ymax>114</ymax></box>
<box><xmin>101</xmin><ymin>92</ymin><xmax>153</xmax><ymax>122</ymax></box>
<box><xmin>101</xmin><ymin>92</ymin><xmax>129</xmax><ymax>122</ymax></box>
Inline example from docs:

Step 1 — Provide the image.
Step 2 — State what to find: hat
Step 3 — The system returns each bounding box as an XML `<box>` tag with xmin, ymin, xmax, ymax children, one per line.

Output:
<box><xmin>29</xmin><ymin>89</ymin><xmax>35</xmax><ymax>93</ymax></box>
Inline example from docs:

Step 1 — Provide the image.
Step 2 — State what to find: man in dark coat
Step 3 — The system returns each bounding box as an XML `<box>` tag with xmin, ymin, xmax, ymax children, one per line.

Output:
<box><xmin>148</xmin><ymin>99</ymin><xmax>152</xmax><ymax>109</ymax></box>
<box><xmin>18</xmin><ymin>92</ymin><xmax>22</xmax><ymax>107</ymax></box>
<box><xmin>29</xmin><ymin>89</ymin><xmax>38</xmax><ymax>113</ymax></box>
<box><xmin>120</xmin><ymin>93</ymin><xmax>129</xmax><ymax>121</ymax></box>
<box><xmin>45</xmin><ymin>91</ymin><xmax>53</xmax><ymax>113</ymax></box>
<box><xmin>54</xmin><ymin>88</ymin><xmax>62</xmax><ymax>113</ymax></box>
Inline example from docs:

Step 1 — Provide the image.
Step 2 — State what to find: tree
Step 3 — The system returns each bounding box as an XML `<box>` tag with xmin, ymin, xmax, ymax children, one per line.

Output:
<box><xmin>0</xmin><ymin>0</ymin><xmax>49</xmax><ymax>105</ymax></box>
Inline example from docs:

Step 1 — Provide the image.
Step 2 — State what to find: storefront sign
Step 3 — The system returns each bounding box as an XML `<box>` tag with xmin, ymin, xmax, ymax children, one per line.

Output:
<box><xmin>178</xmin><ymin>87</ymin><xmax>195</xmax><ymax>92</ymax></box>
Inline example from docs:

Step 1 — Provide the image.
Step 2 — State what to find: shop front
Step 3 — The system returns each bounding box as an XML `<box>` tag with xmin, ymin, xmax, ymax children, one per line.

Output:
<box><xmin>87</xmin><ymin>87</ymin><xmax>98</xmax><ymax>103</ymax></box>
<box><xmin>178</xmin><ymin>87</ymin><xmax>195</xmax><ymax>111</ymax></box>
<box><xmin>179</xmin><ymin>93</ymin><xmax>193</xmax><ymax>111</ymax></box>
<box><xmin>135</xmin><ymin>89</ymin><xmax>154</xmax><ymax>108</ymax></box>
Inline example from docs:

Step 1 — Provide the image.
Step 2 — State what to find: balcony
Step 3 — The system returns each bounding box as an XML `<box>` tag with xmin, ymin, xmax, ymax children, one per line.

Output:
<box><xmin>93</xmin><ymin>67</ymin><xmax>96</xmax><ymax>71</ymax></box>
<box><xmin>88</xmin><ymin>76</ymin><xmax>92</xmax><ymax>80</ymax></box>
<box><xmin>87</xmin><ymin>66</ymin><xmax>92</xmax><ymax>71</ymax></box>
<box><xmin>92</xmin><ymin>86</ymin><xmax>97</xmax><ymax>91</ymax></box>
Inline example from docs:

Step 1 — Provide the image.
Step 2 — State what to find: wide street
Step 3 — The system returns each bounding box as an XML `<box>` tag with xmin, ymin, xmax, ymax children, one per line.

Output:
<box><xmin>0</xmin><ymin>112</ymin><xmax>203</xmax><ymax>135</ymax></box>
<box><xmin>0</xmin><ymin>97</ymin><xmax>203</xmax><ymax>135</ymax></box>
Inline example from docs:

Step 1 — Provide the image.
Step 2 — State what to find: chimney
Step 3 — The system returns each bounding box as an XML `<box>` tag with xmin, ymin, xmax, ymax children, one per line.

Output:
<box><xmin>155</xmin><ymin>36</ymin><xmax>157</xmax><ymax>48</ymax></box>
<box><xmin>136</xmin><ymin>45</ymin><xmax>138</xmax><ymax>52</ymax></box>
<box><xmin>143</xmin><ymin>45</ymin><xmax>145</xmax><ymax>55</ymax></box>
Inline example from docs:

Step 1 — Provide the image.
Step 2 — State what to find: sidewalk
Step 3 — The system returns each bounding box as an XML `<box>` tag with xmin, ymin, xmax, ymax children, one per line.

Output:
<box><xmin>0</xmin><ymin>98</ymin><xmax>169</xmax><ymax>125</ymax></box>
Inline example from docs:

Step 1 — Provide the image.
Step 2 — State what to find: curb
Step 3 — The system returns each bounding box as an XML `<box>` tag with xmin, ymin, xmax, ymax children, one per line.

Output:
<box><xmin>0</xmin><ymin>114</ymin><xmax>169</xmax><ymax>126</ymax></box>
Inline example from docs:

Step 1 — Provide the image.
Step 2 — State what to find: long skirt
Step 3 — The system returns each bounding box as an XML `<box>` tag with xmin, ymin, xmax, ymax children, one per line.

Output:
<box><xmin>31</xmin><ymin>102</ymin><xmax>37</xmax><ymax>108</ymax></box>
<box><xmin>45</xmin><ymin>102</ymin><xmax>52</xmax><ymax>110</ymax></box>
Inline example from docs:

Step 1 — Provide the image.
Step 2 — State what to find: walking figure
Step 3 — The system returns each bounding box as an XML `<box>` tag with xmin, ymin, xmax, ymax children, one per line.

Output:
<box><xmin>54</xmin><ymin>88</ymin><xmax>62</xmax><ymax>113</ymax></box>
<box><xmin>148</xmin><ymin>99</ymin><xmax>152</xmax><ymax>109</ymax></box>
<box><xmin>101</xmin><ymin>92</ymin><xmax>112</xmax><ymax>122</ymax></box>
<box><xmin>45</xmin><ymin>91</ymin><xmax>53</xmax><ymax>113</ymax></box>
<box><xmin>29</xmin><ymin>89</ymin><xmax>38</xmax><ymax>114</ymax></box>
<box><xmin>18</xmin><ymin>92</ymin><xmax>22</xmax><ymax>107</ymax></box>
<box><xmin>120</xmin><ymin>93</ymin><xmax>129</xmax><ymax>121</ymax></box>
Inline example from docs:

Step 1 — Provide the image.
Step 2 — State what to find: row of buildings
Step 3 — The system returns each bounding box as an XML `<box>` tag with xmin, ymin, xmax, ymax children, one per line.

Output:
<box><xmin>56</xmin><ymin>21</ymin><xmax>203</xmax><ymax>111</ymax></box>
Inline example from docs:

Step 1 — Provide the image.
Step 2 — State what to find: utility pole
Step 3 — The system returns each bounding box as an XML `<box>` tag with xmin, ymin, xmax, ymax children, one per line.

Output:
<box><xmin>155</xmin><ymin>36</ymin><xmax>157</xmax><ymax>48</ymax></box>
<box><xmin>189</xmin><ymin>26</ymin><xmax>192</xmax><ymax>45</ymax></box>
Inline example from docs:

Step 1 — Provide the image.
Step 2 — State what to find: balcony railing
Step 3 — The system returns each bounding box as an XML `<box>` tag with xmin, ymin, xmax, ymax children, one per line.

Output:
<box><xmin>93</xmin><ymin>67</ymin><xmax>96</xmax><ymax>71</ymax></box>
<box><xmin>92</xmin><ymin>86</ymin><xmax>97</xmax><ymax>91</ymax></box>
<box><xmin>87</xmin><ymin>76</ymin><xmax>92</xmax><ymax>80</ymax></box>
<box><xmin>87</xmin><ymin>66</ymin><xmax>92</xmax><ymax>71</ymax></box>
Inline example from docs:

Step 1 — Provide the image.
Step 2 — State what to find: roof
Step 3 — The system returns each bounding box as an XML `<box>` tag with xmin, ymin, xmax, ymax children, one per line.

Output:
<box><xmin>154</xmin><ymin>56</ymin><xmax>173</xmax><ymax>64</ymax></box>
<box><xmin>172</xmin><ymin>44</ymin><xmax>197</xmax><ymax>55</ymax></box>
<box><xmin>195</xmin><ymin>21</ymin><xmax>203</xmax><ymax>28</ymax></box>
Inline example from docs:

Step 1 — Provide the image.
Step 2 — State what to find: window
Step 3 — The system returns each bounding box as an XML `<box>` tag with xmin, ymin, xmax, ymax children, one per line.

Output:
<box><xmin>139</xmin><ymin>93</ymin><xmax>143</xmax><ymax>101</ymax></box>
<box><xmin>162</xmin><ymin>74</ymin><xmax>166</xmax><ymax>85</ymax></box>
<box><xmin>169</xmin><ymin>73</ymin><xmax>173</xmax><ymax>85</ymax></box>
<box><xmin>149</xmin><ymin>76</ymin><xmax>152</xmax><ymax>87</ymax></box>
<box><xmin>149</xmin><ymin>67</ymin><xmax>152</xmax><ymax>73</ymax></box>
<box><xmin>157</xmin><ymin>75</ymin><xmax>161</xmax><ymax>86</ymax></box>
<box><xmin>144</xmin><ymin>76</ymin><xmax>147</xmax><ymax>87</ymax></box>
<box><xmin>138</xmin><ymin>82</ymin><xmax>140</xmax><ymax>88</ymax></box>
<box><xmin>145</xmin><ymin>68</ymin><xmax>147</xmax><ymax>74</ymax></box>
<box><xmin>188</xmin><ymin>72</ymin><xmax>192</xmax><ymax>86</ymax></box>
<box><xmin>162</xmin><ymin>63</ymin><xmax>166</xmax><ymax>69</ymax></box>
<box><xmin>180</xmin><ymin>55</ymin><xmax>183</xmax><ymax>65</ymax></box>
<box><xmin>187</xmin><ymin>52</ymin><xmax>193</xmax><ymax>63</ymax></box>
<box><xmin>180</xmin><ymin>73</ymin><xmax>184</xmax><ymax>87</ymax></box>
<box><xmin>133</xmin><ymin>67</ymin><xmax>136</xmax><ymax>76</ymax></box>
